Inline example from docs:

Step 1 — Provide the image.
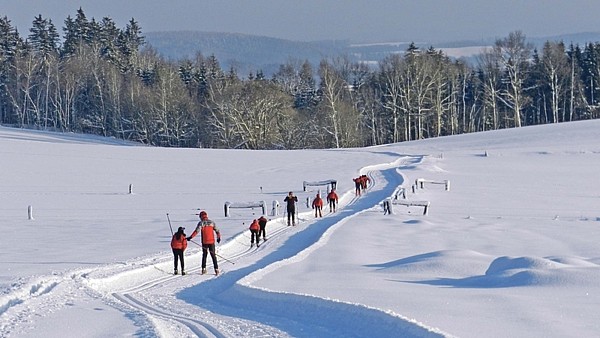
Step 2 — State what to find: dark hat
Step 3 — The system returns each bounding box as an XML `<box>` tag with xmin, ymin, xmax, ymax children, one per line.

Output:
<box><xmin>178</xmin><ymin>226</ymin><xmax>185</xmax><ymax>232</ymax></box>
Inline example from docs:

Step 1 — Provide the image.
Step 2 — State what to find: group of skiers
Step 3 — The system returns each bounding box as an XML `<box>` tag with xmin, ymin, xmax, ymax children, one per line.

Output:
<box><xmin>248</xmin><ymin>215</ymin><xmax>268</xmax><ymax>247</ymax></box>
<box><xmin>353</xmin><ymin>175</ymin><xmax>370</xmax><ymax>196</ymax></box>
<box><xmin>311</xmin><ymin>189</ymin><xmax>339</xmax><ymax>217</ymax></box>
<box><xmin>285</xmin><ymin>188</ymin><xmax>339</xmax><ymax>223</ymax></box>
<box><xmin>170</xmin><ymin>209</ymin><xmax>270</xmax><ymax>276</ymax></box>
<box><xmin>170</xmin><ymin>177</ymin><xmax>366</xmax><ymax>276</ymax></box>
<box><xmin>170</xmin><ymin>210</ymin><xmax>221</xmax><ymax>276</ymax></box>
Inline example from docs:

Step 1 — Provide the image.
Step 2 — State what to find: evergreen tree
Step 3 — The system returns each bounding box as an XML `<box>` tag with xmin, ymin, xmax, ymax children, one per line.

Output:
<box><xmin>0</xmin><ymin>16</ymin><xmax>22</xmax><ymax>123</ymax></box>
<box><xmin>61</xmin><ymin>15</ymin><xmax>77</xmax><ymax>57</ymax></box>
<box><xmin>117</xmin><ymin>18</ymin><xmax>144</xmax><ymax>73</ymax></box>
<box><xmin>0</xmin><ymin>16</ymin><xmax>20</xmax><ymax>73</ymax></box>
<box><xmin>98</xmin><ymin>17</ymin><xmax>120</xmax><ymax>63</ymax></box>
<box><xmin>581</xmin><ymin>43</ymin><xmax>600</xmax><ymax>109</ymax></box>
<box><xmin>61</xmin><ymin>8</ymin><xmax>92</xmax><ymax>57</ymax></box>
<box><xmin>566</xmin><ymin>44</ymin><xmax>589</xmax><ymax>120</ymax></box>
<box><xmin>296</xmin><ymin>60</ymin><xmax>317</xmax><ymax>110</ymax></box>
<box><xmin>28</xmin><ymin>15</ymin><xmax>59</xmax><ymax>58</ymax></box>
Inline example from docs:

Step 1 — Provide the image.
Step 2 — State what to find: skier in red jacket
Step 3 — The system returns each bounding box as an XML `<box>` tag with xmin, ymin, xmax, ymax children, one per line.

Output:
<box><xmin>312</xmin><ymin>193</ymin><xmax>323</xmax><ymax>217</ymax></box>
<box><xmin>360</xmin><ymin>174</ymin><xmax>370</xmax><ymax>190</ymax></box>
<box><xmin>188</xmin><ymin>210</ymin><xmax>221</xmax><ymax>275</ymax></box>
<box><xmin>326</xmin><ymin>189</ymin><xmax>339</xmax><ymax>213</ymax></box>
<box><xmin>249</xmin><ymin>219</ymin><xmax>260</xmax><ymax>247</ymax></box>
<box><xmin>353</xmin><ymin>177</ymin><xmax>362</xmax><ymax>196</ymax></box>
<box><xmin>171</xmin><ymin>226</ymin><xmax>188</xmax><ymax>275</ymax></box>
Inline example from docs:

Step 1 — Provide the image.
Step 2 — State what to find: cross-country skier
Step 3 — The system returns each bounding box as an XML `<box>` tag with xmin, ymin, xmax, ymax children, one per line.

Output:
<box><xmin>258</xmin><ymin>215</ymin><xmax>268</xmax><ymax>241</ymax></box>
<box><xmin>327</xmin><ymin>189</ymin><xmax>339</xmax><ymax>212</ymax></box>
<box><xmin>353</xmin><ymin>177</ymin><xmax>362</xmax><ymax>196</ymax></box>
<box><xmin>171</xmin><ymin>226</ymin><xmax>188</xmax><ymax>275</ymax></box>
<box><xmin>312</xmin><ymin>193</ymin><xmax>323</xmax><ymax>217</ymax></box>
<box><xmin>284</xmin><ymin>191</ymin><xmax>298</xmax><ymax>226</ymax></box>
<box><xmin>249</xmin><ymin>219</ymin><xmax>260</xmax><ymax>247</ymax></box>
<box><xmin>360</xmin><ymin>174</ymin><xmax>370</xmax><ymax>190</ymax></box>
<box><xmin>187</xmin><ymin>211</ymin><xmax>221</xmax><ymax>275</ymax></box>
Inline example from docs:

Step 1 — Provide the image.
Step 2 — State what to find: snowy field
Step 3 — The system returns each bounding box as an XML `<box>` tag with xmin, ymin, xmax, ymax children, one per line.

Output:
<box><xmin>1</xmin><ymin>120</ymin><xmax>600</xmax><ymax>337</ymax></box>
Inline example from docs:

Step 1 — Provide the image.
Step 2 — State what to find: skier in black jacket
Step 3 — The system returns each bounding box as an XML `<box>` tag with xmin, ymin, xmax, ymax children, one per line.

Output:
<box><xmin>284</xmin><ymin>191</ymin><xmax>298</xmax><ymax>226</ymax></box>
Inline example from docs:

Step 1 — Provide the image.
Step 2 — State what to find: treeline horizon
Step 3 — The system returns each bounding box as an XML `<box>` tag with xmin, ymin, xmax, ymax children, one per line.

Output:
<box><xmin>1</xmin><ymin>8</ymin><xmax>599</xmax><ymax>149</ymax></box>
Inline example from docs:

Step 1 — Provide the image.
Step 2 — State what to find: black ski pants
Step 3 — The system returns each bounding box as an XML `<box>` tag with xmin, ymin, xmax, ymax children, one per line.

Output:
<box><xmin>202</xmin><ymin>243</ymin><xmax>218</xmax><ymax>270</ymax></box>
<box><xmin>172</xmin><ymin>248</ymin><xmax>184</xmax><ymax>271</ymax></box>
<box><xmin>329</xmin><ymin>199</ymin><xmax>337</xmax><ymax>212</ymax></box>
<box><xmin>287</xmin><ymin>208</ymin><xmax>296</xmax><ymax>225</ymax></box>
<box><xmin>250</xmin><ymin>229</ymin><xmax>260</xmax><ymax>245</ymax></box>
<box><xmin>259</xmin><ymin>224</ymin><xmax>267</xmax><ymax>239</ymax></box>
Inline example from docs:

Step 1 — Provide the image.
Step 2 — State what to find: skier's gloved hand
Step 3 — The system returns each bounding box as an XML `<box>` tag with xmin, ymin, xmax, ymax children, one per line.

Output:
<box><xmin>186</xmin><ymin>237</ymin><xmax>191</xmax><ymax>241</ymax></box>
<box><xmin>217</xmin><ymin>237</ymin><xmax>221</xmax><ymax>243</ymax></box>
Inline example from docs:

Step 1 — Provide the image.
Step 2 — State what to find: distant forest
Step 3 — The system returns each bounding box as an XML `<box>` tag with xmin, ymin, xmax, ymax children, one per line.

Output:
<box><xmin>1</xmin><ymin>8</ymin><xmax>600</xmax><ymax>149</ymax></box>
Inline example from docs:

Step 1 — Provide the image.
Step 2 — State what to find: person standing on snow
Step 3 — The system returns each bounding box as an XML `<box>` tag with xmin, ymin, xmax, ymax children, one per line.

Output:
<box><xmin>284</xmin><ymin>191</ymin><xmax>298</xmax><ymax>226</ymax></box>
<box><xmin>258</xmin><ymin>215</ymin><xmax>268</xmax><ymax>241</ymax></box>
<box><xmin>312</xmin><ymin>193</ymin><xmax>323</xmax><ymax>217</ymax></box>
<box><xmin>326</xmin><ymin>189</ymin><xmax>339</xmax><ymax>213</ymax></box>
<box><xmin>249</xmin><ymin>219</ymin><xmax>261</xmax><ymax>247</ymax></box>
<box><xmin>171</xmin><ymin>226</ymin><xmax>188</xmax><ymax>275</ymax></box>
<box><xmin>187</xmin><ymin>210</ymin><xmax>221</xmax><ymax>275</ymax></box>
<box><xmin>360</xmin><ymin>174</ymin><xmax>370</xmax><ymax>190</ymax></box>
<box><xmin>353</xmin><ymin>177</ymin><xmax>362</xmax><ymax>196</ymax></box>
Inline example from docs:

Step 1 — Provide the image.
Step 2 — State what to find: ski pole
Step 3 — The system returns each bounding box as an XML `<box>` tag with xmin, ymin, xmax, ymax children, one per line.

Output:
<box><xmin>215</xmin><ymin>252</ymin><xmax>235</xmax><ymax>265</ymax></box>
<box><xmin>215</xmin><ymin>252</ymin><xmax>236</xmax><ymax>265</ymax></box>
<box><xmin>188</xmin><ymin>239</ymin><xmax>235</xmax><ymax>265</ymax></box>
<box><xmin>166</xmin><ymin>213</ymin><xmax>174</xmax><ymax>235</ymax></box>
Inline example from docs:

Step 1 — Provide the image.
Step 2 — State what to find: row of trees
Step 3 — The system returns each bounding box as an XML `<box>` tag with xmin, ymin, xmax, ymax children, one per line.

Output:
<box><xmin>1</xmin><ymin>9</ymin><xmax>599</xmax><ymax>149</ymax></box>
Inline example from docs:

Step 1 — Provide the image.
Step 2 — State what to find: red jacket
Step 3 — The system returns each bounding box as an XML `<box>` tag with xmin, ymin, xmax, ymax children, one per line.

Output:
<box><xmin>249</xmin><ymin>219</ymin><xmax>260</xmax><ymax>231</ymax></box>
<box><xmin>171</xmin><ymin>232</ymin><xmax>188</xmax><ymax>250</ymax></box>
<box><xmin>327</xmin><ymin>191</ymin><xmax>338</xmax><ymax>202</ymax></box>
<box><xmin>312</xmin><ymin>195</ymin><xmax>323</xmax><ymax>208</ymax></box>
<box><xmin>360</xmin><ymin>175</ymin><xmax>370</xmax><ymax>187</ymax></box>
<box><xmin>190</xmin><ymin>219</ymin><xmax>221</xmax><ymax>245</ymax></box>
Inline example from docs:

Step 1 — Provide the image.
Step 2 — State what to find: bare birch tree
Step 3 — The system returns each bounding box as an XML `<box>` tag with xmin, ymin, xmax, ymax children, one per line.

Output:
<box><xmin>494</xmin><ymin>31</ymin><xmax>532</xmax><ymax>128</ymax></box>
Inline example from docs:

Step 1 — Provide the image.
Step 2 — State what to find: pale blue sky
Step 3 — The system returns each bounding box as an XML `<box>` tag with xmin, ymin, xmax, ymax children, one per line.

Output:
<box><xmin>4</xmin><ymin>0</ymin><xmax>600</xmax><ymax>43</ymax></box>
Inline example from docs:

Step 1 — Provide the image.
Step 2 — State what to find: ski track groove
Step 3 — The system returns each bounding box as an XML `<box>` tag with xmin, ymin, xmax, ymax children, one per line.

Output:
<box><xmin>112</xmin><ymin>293</ymin><xmax>224</xmax><ymax>338</ymax></box>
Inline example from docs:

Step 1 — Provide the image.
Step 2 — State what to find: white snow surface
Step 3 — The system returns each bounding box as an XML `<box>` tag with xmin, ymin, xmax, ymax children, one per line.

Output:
<box><xmin>1</xmin><ymin>120</ymin><xmax>600</xmax><ymax>337</ymax></box>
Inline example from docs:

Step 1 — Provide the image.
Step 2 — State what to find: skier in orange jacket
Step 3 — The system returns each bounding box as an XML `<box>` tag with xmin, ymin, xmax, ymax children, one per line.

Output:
<box><xmin>312</xmin><ymin>193</ymin><xmax>323</xmax><ymax>217</ymax></box>
<box><xmin>188</xmin><ymin>210</ymin><xmax>221</xmax><ymax>275</ymax></box>
<box><xmin>360</xmin><ymin>174</ymin><xmax>370</xmax><ymax>190</ymax></box>
<box><xmin>326</xmin><ymin>189</ymin><xmax>339</xmax><ymax>212</ymax></box>
<box><xmin>171</xmin><ymin>226</ymin><xmax>188</xmax><ymax>275</ymax></box>
<box><xmin>249</xmin><ymin>219</ymin><xmax>260</xmax><ymax>247</ymax></box>
<box><xmin>353</xmin><ymin>177</ymin><xmax>362</xmax><ymax>196</ymax></box>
